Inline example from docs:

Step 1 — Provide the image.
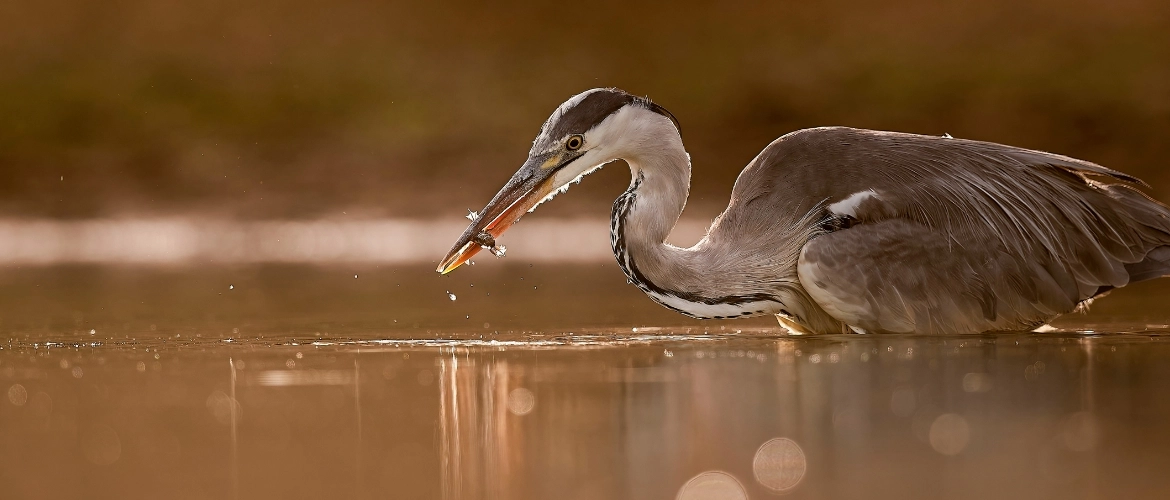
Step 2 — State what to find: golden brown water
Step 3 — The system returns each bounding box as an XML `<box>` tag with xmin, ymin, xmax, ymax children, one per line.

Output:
<box><xmin>2</xmin><ymin>266</ymin><xmax>1170</xmax><ymax>499</ymax></box>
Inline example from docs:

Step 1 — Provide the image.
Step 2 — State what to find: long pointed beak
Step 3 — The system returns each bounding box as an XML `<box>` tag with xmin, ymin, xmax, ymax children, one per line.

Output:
<box><xmin>436</xmin><ymin>152</ymin><xmax>565</xmax><ymax>274</ymax></box>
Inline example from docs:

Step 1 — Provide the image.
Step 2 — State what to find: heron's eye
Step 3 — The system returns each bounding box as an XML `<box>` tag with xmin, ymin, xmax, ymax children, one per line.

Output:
<box><xmin>566</xmin><ymin>135</ymin><xmax>584</xmax><ymax>151</ymax></box>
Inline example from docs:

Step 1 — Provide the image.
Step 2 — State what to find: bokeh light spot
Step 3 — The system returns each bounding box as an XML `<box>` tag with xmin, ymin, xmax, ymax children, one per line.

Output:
<box><xmin>417</xmin><ymin>369</ymin><xmax>434</xmax><ymax>386</ymax></box>
<box><xmin>676</xmin><ymin>471</ymin><xmax>748</xmax><ymax>500</ymax></box>
<box><xmin>205</xmin><ymin>391</ymin><xmax>240</xmax><ymax>425</ymax></box>
<box><xmin>752</xmin><ymin>437</ymin><xmax>807</xmax><ymax>493</ymax></box>
<box><xmin>962</xmin><ymin>373</ymin><xmax>993</xmax><ymax>393</ymax></box>
<box><xmin>929</xmin><ymin>413</ymin><xmax>971</xmax><ymax>456</ymax></box>
<box><xmin>507</xmin><ymin>387</ymin><xmax>536</xmax><ymax>416</ymax></box>
<box><xmin>81</xmin><ymin>424</ymin><xmax>122</xmax><ymax>466</ymax></box>
<box><xmin>7</xmin><ymin>384</ymin><xmax>28</xmax><ymax>406</ymax></box>
<box><xmin>890</xmin><ymin>387</ymin><xmax>916</xmax><ymax>417</ymax></box>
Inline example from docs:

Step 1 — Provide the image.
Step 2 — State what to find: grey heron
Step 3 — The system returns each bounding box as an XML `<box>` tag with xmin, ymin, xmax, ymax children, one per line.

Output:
<box><xmin>437</xmin><ymin>88</ymin><xmax>1170</xmax><ymax>334</ymax></box>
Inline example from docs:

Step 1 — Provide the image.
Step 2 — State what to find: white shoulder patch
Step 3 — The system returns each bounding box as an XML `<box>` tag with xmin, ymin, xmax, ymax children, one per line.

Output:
<box><xmin>828</xmin><ymin>189</ymin><xmax>879</xmax><ymax>218</ymax></box>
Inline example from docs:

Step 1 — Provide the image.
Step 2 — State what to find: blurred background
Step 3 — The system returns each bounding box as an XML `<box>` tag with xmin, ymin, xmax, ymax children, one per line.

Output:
<box><xmin>3</xmin><ymin>0</ymin><xmax>1168</xmax><ymax>220</ymax></box>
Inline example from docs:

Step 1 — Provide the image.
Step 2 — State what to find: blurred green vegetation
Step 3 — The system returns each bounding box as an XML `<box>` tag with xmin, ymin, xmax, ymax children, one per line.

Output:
<box><xmin>1</xmin><ymin>0</ymin><xmax>1168</xmax><ymax>219</ymax></box>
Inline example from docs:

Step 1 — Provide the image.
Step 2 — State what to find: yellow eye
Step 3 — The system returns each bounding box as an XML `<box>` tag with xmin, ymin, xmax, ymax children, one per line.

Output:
<box><xmin>566</xmin><ymin>135</ymin><xmax>584</xmax><ymax>151</ymax></box>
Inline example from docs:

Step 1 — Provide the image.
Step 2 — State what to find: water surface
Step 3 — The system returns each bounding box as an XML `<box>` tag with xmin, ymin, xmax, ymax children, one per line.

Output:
<box><xmin>2</xmin><ymin>266</ymin><xmax>1169</xmax><ymax>499</ymax></box>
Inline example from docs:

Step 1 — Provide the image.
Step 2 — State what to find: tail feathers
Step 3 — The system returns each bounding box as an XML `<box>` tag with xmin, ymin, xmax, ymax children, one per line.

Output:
<box><xmin>1125</xmin><ymin>246</ymin><xmax>1170</xmax><ymax>283</ymax></box>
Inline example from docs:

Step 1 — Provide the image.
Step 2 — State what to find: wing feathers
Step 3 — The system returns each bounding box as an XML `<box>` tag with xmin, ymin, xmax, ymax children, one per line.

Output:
<box><xmin>773</xmin><ymin>127</ymin><xmax>1170</xmax><ymax>333</ymax></box>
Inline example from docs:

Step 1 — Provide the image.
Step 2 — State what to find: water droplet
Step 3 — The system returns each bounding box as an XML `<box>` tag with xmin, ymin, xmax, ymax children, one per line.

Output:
<box><xmin>354</xmin><ymin>274</ymin><xmax>358</xmax><ymax>279</ymax></box>
<box><xmin>89</xmin><ymin>329</ymin><xmax>96</xmax><ymax>335</ymax></box>
<box><xmin>229</xmin><ymin>284</ymin><xmax>234</xmax><ymax>290</ymax></box>
<box><xmin>447</xmin><ymin>292</ymin><xmax>457</xmax><ymax>301</ymax></box>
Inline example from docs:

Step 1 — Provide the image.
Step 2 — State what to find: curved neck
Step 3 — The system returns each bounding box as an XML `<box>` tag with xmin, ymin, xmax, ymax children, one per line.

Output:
<box><xmin>611</xmin><ymin>135</ymin><xmax>713</xmax><ymax>299</ymax></box>
<box><xmin>605</xmin><ymin>120</ymin><xmax>845</xmax><ymax>329</ymax></box>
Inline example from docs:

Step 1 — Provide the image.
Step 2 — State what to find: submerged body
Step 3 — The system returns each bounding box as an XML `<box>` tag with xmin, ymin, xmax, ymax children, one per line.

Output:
<box><xmin>439</xmin><ymin>88</ymin><xmax>1170</xmax><ymax>334</ymax></box>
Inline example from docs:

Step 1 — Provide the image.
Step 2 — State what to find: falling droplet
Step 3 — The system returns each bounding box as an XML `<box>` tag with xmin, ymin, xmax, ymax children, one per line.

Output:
<box><xmin>447</xmin><ymin>291</ymin><xmax>457</xmax><ymax>301</ymax></box>
<box><xmin>354</xmin><ymin>274</ymin><xmax>359</xmax><ymax>279</ymax></box>
<box><xmin>229</xmin><ymin>284</ymin><xmax>234</xmax><ymax>290</ymax></box>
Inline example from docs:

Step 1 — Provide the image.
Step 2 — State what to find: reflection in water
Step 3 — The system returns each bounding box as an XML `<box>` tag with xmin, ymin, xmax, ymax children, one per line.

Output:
<box><xmin>1061</xmin><ymin>412</ymin><xmax>1100</xmax><ymax>452</ymax></box>
<box><xmin>3</xmin><ymin>332</ymin><xmax>1170</xmax><ymax>499</ymax></box>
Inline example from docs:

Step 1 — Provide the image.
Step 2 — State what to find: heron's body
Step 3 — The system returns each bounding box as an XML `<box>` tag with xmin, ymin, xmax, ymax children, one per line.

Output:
<box><xmin>439</xmin><ymin>88</ymin><xmax>1170</xmax><ymax>334</ymax></box>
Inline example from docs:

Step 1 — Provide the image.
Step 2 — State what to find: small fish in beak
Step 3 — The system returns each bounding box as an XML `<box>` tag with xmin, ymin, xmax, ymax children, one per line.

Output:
<box><xmin>473</xmin><ymin>231</ymin><xmax>505</xmax><ymax>257</ymax></box>
<box><xmin>436</xmin><ymin>152</ymin><xmax>568</xmax><ymax>274</ymax></box>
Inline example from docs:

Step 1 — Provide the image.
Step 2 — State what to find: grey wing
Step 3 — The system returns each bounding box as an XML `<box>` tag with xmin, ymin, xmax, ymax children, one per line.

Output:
<box><xmin>752</xmin><ymin>128</ymin><xmax>1170</xmax><ymax>333</ymax></box>
<box><xmin>798</xmin><ymin>219</ymin><xmax>1079</xmax><ymax>333</ymax></box>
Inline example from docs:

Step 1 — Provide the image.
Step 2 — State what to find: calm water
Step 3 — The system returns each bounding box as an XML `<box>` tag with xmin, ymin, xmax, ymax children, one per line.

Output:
<box><xmin>2</xmin><ymin>266</ymin><xmax>1170</xmax><ymax>499</ymax></box>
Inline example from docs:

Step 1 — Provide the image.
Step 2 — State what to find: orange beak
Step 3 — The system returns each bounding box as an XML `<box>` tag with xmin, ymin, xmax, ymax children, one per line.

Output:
<box><xmin>436</xmin><ymin>152</ymin><xmax>568</xmax><ymax>274</ymax></box>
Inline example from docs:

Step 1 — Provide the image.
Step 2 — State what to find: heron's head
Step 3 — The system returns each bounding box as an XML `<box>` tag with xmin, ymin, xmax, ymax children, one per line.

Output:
<box><xmin>437</xmin><ymin>87</ymin><xmax>680</xmax><ymax>274</ymax></box>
